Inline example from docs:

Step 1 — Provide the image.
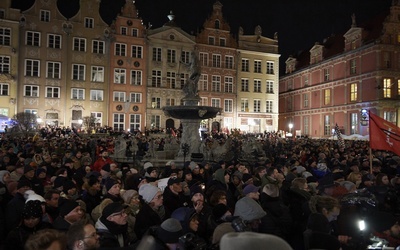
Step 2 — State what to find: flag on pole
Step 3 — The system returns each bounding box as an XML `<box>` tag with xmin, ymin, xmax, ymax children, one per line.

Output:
<box><xmin>171</xmin><ymin>128</ymin><xmax>177</xmax><ymax>137</ymax></box>
<box><xmin>334</xmin><ymin>123</ymin><xmax>345</xmax><ymax>149</ymax></box>
<box><xmin>369</xmin><ymin>111</ymin><xmax>400</xmax><ymax>156</ymax></box>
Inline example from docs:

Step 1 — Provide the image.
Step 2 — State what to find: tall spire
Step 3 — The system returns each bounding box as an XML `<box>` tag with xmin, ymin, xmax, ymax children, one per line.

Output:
<box><xmin>351</xmin><ymin>13</ymin><xmax>357</xmax><ymax>28</ymax></box>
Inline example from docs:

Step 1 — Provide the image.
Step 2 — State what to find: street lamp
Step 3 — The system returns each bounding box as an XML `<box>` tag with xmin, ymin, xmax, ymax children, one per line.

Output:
<box><xmin>287</xmin><ymin>123</ymin><xmax>293</xmax><ymax>138</ymax></box>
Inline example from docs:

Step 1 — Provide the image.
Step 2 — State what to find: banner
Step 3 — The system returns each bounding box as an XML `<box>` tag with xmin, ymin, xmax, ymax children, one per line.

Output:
<box><xmin>369</xmin><ymin>111</ymin><xmax>400</xmax><ymax>156</ymax></box>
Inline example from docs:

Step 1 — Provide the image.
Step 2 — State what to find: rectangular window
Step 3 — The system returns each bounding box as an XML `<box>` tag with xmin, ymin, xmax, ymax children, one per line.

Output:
<box><xmin>383</xmin><ymin>78</ymin><xmax>392</xmax><ymax>98</ymax></box>
<box><xmin>0</xmin><ymin>56</ymin><xmax>10</xmax><ymax>73</ymax></box>
<box><xmin>132</xmin><ymin>28</ymin><xmax>139</xmax><ymax>37</ymax></box>
<box><xmin>200</xmin><ymin>74</ymin><xmax>208</xmax><ymax>91</ymax></box>
<box><xmin>266</xmin><ymin>61</ymin><xmax>274</xmax><ymax>74</ymax></box>
<box><xmin>121</xmin><ymin>27</ymin><xmax>127</xmax><ymax>35</ymax></box>
<box><xmin>324</xmin><ymin>115</ymin><xmax>331</xmax><ymax>136</ymax></box>
<box><xmin>200</xmin><ymin>52</ymin><xmax>208</xmax><ymax>67</ymax></box>
<box><xmin>266</xmin><ymin>100</ymin><xmax>273</xmax><ymax>113</ymax></box>
<box><xmin>324</xmin><ymin>68</ymin><xmax>330</xmax><ymax>81</ymax></box>
<box><xmin>304</xmin><ymin>75</ymin><xmax>309</xmax><ymax>86</ymax></box>
<box><xmin>151</xmin><ymin>70</ymin><xmax>161</xmax><ymax>87</ymax></box>
<box><xmin>46</xmin><ymin>61</ymin><xmax>61</xmax><ymax>79</ymax></box>
<box><xmin>84</xmin><ymin>17</ymin><xmax>94</xmax><ymax>28</ymax></box>
<box><xmin>180</xmin><ymin>73</ymin><xmax>188</xmax><ymax>89</ymax></box>
<box><xmin>0</xmin><ymin>83</ymin><xmax>9</xmax><ymax>95</ymax></box>
<box><xmin>224</xmin><ymin>76</ymin><xmax>233</xmax><ymax>93</ymax></box>
<box><xmin>0</xmin><ymin>10</ymin><xmax>5</xmax><ymax>20</ymax></box>
<box><xmin>130</xmin><ymin>92</ymin><xmax>142</xmax><ymax>103</ymax></box>
<box><xmin>26</xmin><ymin>31</ymin><xmax>40</xmax><ymax>46</ymax></box>
<box><xmin>151</xmin><ymin>97</ymin><xmax>161</xmax><ymax>109</ymax></box>
<box><xmin>72</xmin><ymin>64</ymin><xmax>85</xmax><ymax>80</ymax></box>
<box><xmin>254</xmin><ymin>79</ymin><xmax>261</xmax><ymax>92</ymax></box>
<box><xmin>384</xmin><ymin>111</ymin><xmax>396</xmax><ymax>123</ymax></box>
<box><xmin>350</xmin><ymin>83</ymin><xmax>357</xmax><ymax>101</ymax></box>
<box><xmin>129</xmin><ymin>114</ymin><xmax>141</xmax><ymax>131</ymax></box>
<box><xmin>115</xmin><ymin>43</ymin><xmax>126</xmax><ymax>56</ymax></box>
<box><xmin>303</xmin><ymin>116</ymin><xmax>309</xmax><ymax>136</ymax></box>
<box><xmin>114</xmin><ymin>68</ymin><xmax>126</xmax><ymax>84</ymax></box>
<box><xmin>181</xmin><ymin>51</ymin><xmax>190</xmax><ymax>64</ymax></box>
<box><xmin>212</xmin><ymin>75</ymin><xmax>221</xmax><ymax>92</ymax></box>
<box><xmin>152</xmin><ymin>47</ymin><xmax>161</xmax><ymax>61</ymax></box>
<box><xmin>351</xmin><ymin>113</ymin><xmax>358</xmax><ymax>134</ymax></box>
<box><xmin>225</xmin><ymin>55</ymin><xmax>234</xmax><ymax>69</ymax></box>
<box><xmin>113</xmin><ymin>113</ymin><xmax>125</xmax><ymax>131</ymax></box>
<box><xmin>92</xmin><ymin>40</ymin><xmax>105</xmax><ymax>54</ymax></box>
<box><xmin>131</xmin><ymin>45</ymin><xmax>143</xmax><ymax>58</ymax></box>
<box><xmin>241</xmin><ymin>59</ymin><xmax>249</xmax><ymax>72</ymax></box>
<box><xmin>288</xmin><ymin>80</ymin><xmax>293</xmax><ymax>90</ymax></box>
<box><xmin>212</xmin><ymin>54</ymin><xmax>221</xmax><ymax>68</ymax></box>
<box><xmin>91</xmin><ymin>112</ymin><xmax>102</xmax><ymax>127</ymax></box>
<box><xmin>324</xmin><ymin>89</ymin><xmax>331</xmax><ymax>105</ymax></box>
<box><xmin>266</xmin><ymin>80</ymin><xmax>273</xmax><ymax>93</ymax></box>
<box><xmin>350</xmin><ymin>59</ymin><xmax>357</xmax><ymax>74</ymax></box>
<box><xmin>287</xmin><ymin>96</ymin><xmax>293</xmax><ymax>111</ymax></box>
<box><xmin>167</xmin><ymin>49</ymin><xmax>176</xmax><ymax>63</ymax></box>
<box><xmin>73</xmin><ymin>37</ymin><xmax>86</xmax><ymax>52</ymax></box>
<box><xmin>113</xmin><ymin>91</ymin><xmax>125</xmax><ymax>102</ymax></box>
<box><xmin>224</xmin><ymin>99</ymin><xmax>233</xmax><ymax>113</ymax></box>
<box><xmin>241</xmin><ymin>78</ymin><xmax>249</xmax><ymax>92</ymax></box>
<box><xmin>303</xmin><ymin>93</ymin><xmax>309</xmax><ymax>108</ymax></box>
<box><xmin>208</xmin><ymin>36</ymin><xmax>215</xmax><ymax>45</ymax></box>
<box><xmin>200</xmin><ymin>97</ymin><xmax>208</xmax><ymax>106</ymax></box>
<box><xmin>219</xmin><ymin>38</ymin><xmax>226</xmax><ymax>47</ymax></box>
<box><xmin>166</xmin><ymin>98</ymin><xmax>176</xmax><ymax>106</ymax></box>
<box><xmin>40</xmin><ymin>10</ymin><xmax>50</xmax><ymax>22</ymax></box>
<box><xmin>91</xmin><ymin>66</ymin><xmax>104</xmax><ymax>82</ymax></box>
<box><xmin>241</xmin><ymin>99</ymin><xmax>249</xmax><ymax>112</ymax></box>
<box><xmin>167</xmin><ymin>71</ymin><xmax>176</xmax><ymax>88</ymax></box>
<box><xmin>25</xmin><ymin>59</ymin><xmax>40</xmax><ymax>77</ymax></box>
<box><xmin>48</xmin><ymin>34</ymin><xmax>61</xmax><ymax>49</ymax></box>
<box><xmin>211</xmin><ymin>98</ymin><xmax>220</xmax><ymax>107</ymax></box>
<box><xmin>254</xmin><ymin>60</ymin><xmax>261</xmax><ymax>73</ymax></box>
<box><xmin>131</xmin><ymin>70</ymin><xmax>142</xmax><ymax>85</ymax></box>
<box><xmin>90</xmin><ymin>90</ymin><xmax>103</xmax><ymax>101</ymax></box>
<box><xmin>151</xmin><ymin>115</ymin><xmax>160</xmax><ymax>128</ymax></box>
<box><xmin>24</xmin><ymin>85</ymin><xmax>39</xmax><ymax>97</ymax></box>
<box><xmin>25</xmin><ymin>109</ymin><xmax>38</xmax><ymax>115</ymax></box>
<box><xmin>45</xmin><ymin>87</ymin><xmax>60</xmax><ymax>98</ymax></box>
<box><xmin>254</xmin><ymin>100</ymin><xmax>261</xmax><ymax>112</ymax></box>
<box><xmin>0</xmin><ymin>28</ymin><xmax>11</xmax><ymax>46</ymax></box>
<box><xmin>71</xmin><ymin>88</ymin><xmax>85</xmax><ymax>100</ymax></box>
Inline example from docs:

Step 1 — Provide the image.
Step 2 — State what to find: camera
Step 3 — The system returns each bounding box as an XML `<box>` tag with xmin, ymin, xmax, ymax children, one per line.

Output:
<box><xmin>178</xmin><ymin>233</ymin><xmax>207</xmax><ymax>250</ymax></box>
<box><xmin>231</xmin><ymin>217</ymin><xmax>251</xmax><ymax>232</ymax></box>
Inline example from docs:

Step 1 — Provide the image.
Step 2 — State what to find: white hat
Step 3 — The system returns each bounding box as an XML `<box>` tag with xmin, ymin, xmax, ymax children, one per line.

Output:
<box><xmin>143</xmin><ymin>162</ymin><xmax>153</xmax><ymax>170</ymax></box>
<box><xmin>139</xmin><ymin>183</ymin><xmax>160</xmax><ymax>203</ymax></box>
<box><xmin>220</xmin><ymin>232</ymin><xmax>292</xmax><ymax>250</ymax></box>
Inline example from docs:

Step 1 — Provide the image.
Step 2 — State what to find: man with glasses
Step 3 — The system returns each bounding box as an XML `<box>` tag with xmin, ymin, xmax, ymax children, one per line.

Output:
<box><xmin>67</xmin><ymin>218</ymin><xmax>100</xmax><ymax>250</ymax></box>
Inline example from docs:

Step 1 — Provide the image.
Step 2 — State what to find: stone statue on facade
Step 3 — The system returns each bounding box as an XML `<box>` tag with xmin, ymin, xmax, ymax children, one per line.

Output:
<box><xmin>181</xmin><ymin>51</ymin><xmax>200</xmax><ymax>99</ymax></box>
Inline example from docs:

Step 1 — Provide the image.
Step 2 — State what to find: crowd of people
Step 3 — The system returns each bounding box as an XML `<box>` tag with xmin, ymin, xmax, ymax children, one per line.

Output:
<box><xmin>0</xmin><ymin>128</ymin><xmax>400</xmax><ymax>250</ymax></box>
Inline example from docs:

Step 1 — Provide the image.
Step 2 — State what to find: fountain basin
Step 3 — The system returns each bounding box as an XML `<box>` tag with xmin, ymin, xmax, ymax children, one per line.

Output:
<box><xmin>162</xmin><ymin>106</ymin><xmax>221</xmax><ymax>119</ymax></box>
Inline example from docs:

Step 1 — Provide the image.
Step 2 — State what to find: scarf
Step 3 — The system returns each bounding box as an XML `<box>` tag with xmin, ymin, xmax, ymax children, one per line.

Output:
<box><xmin>100</xmin><ymin>216</ymin><xmax>128</xmax><ymax>236</ymax></box>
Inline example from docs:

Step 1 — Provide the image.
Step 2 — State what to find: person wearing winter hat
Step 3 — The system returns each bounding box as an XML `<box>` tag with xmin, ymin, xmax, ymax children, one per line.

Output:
<box><xmin>370</xmin><ymin>211</ymin><xmax>400</xmax><ymax>247</ymax></box>
<box><xmin>125</xmin><ymin>173</ymin><xmax>147</xmax><ymax>191</ymax></box>
<box><xmin>20</xmin><ymin>164</ymin><xmax>43</xmax><ymax>196</ymax></box>
<box><xmin>81</xmin><ymin>175</ymin><xmax>102</xmax><ymax>215</ymax></box>
<box><xmin>0</xmin><ymin>170</ymin><xmax>12</xmax><ymax>208</ymax></box>
<box><xmin>242</xmin><ymin>184</ymin><xmax>260</xmax><ymax>200</ymax></box>
<box><xmin>206</xmin><ymin>169</ymin><xmax>236</xmax><ymax>211</ymax></box>
<box><xmin>5</xmin><ymin>200</ymin><xmax>52</xmax><ymax>250</ymax></box>
<box><xmin>95</xmin><ymin>202</ymin><xmax>129</xmax><ymax>248</ymax></box>
<box><xmin>62</xmin><ymin>179</ymin><xmax>78</xmax><ymax>200</ymax></box>
<box><xmin>121</xmin><ymin>189</ymin><xmax>140</xmax><ymax>243</ymax></box>
<box><xmin>220</xmin><ymin>232</ymin><xmax>292</xmax><ymax>250</ymax></box>
<box><xmin>188</xmin><ymin>184</ymin><xmax>212</xmax><ymax>240</ymax></box>
<box><xmin>163</xmin><ymin>177</ymin><xmax>185</xmax><ymax>217</ymax></box>
<box><xmin>103</xmin><ymin>178</ymin><xmax>123</xmax><ymax>203</ymax></box>
<box><xmin>234</xmin><ymin>196</ymin><xmax>266</xmax><ymax>231</ymax></box>
<box><xmin>135</xmin><ymin>184</ymin><xmax>165</xmax><ymax>239</ymax></box>
<box><xmin>100</xmin><ymin>163</ymin><xmax>112</xmax><ymax>179</ymax></box>
<box><xmin>144</xmin><ymin>166</ymin><xmax>158</xmax><ymax>182</ymax></box>
<box><xmin>53</xmin><ymin>199</ymin><xmax>83</xmax><ymax>232</ymax></box>
<box><xmin>171</xmin><ymin>207</ymin><xmax>200</xmax><ymax>234</ymax></box>
<box><xmin>156</xmin><ymin>218</ymin><xmax>184</xmax><ymax>247</ymax></box>
<box><xmin>5</xmin><ymin>179</ymin><xmax>32</xmax><ymax>231</ymax></box>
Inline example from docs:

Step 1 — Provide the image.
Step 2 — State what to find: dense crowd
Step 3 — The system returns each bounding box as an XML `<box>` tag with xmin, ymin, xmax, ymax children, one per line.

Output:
<box><xmin>0</xmin><ymin>128</ymin><xmax>400</xmax><ymax>250</ymax></box>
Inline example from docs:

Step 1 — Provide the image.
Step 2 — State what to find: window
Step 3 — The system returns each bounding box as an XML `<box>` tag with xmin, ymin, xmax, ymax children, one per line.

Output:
<box><xmin>25</xmin><ymin>109</ymin><xmax>38</xmax><ymax>115</ymax></box>
<box><xmin>167</xmin><ymin>71</ymin><xmax>176</xmax><ymax>88</ymax></box>
<box><xmin>181</xmin><ymin>51</ymin><xmax>190</xmax><ymax>64</ymax></box>
<box><xmin>0</xmin><ymin>83</ymin><xmax>9</xmax><ymax>95</ymax></box>
<box><xmin>384</xmin><ymin>111</ymin><xmax>396</xmax><ymax>123</ymax></box>
<box><xmin>73</xmin><ymin>37</ymin><xmax>86</xmax><ymax>52</ymax></box>
<box><xmin>324</xmin><ymin>68</ymin><xmax>330</xmax><ymax>81</ymax></box>
<box><xmin>92</xmin><ymin>40</ymin><xmax>105</xmax><ymax>54</ymax></box>
<box><xmin>115</xmin><ymin>43</ymin><xmax>126</xmax><ymax>56</ymax></box>
<box><xmin>303</xmin><ymin>116</ymin><xmax>309</xmax><ymax>136</ymax></box>
<box><xmin>219</xmin><ymin>38</ymin><xmax>226</xmax><ymax>47</ymax></box>
<box><xmin>130</xmin><ymin>93</ymin><xmax>142</xmax><ymax>103</ymax></box>
<box><xmin>212</xmin><ymin>75</ymin><xmax>221</xmax><ymax>92</ymax></box>
<box><xmin>212</xmin><ymin>54</ymin><xmax>221</xmax><ymax>67</ymax></box>
<box><xmin>241</xmin><ymin>99</ymin><xmax>248</xmax><ymax>112</ymax></box>
<box><xmin>350</xmin><ymin>59</ymin><xmax>356</xmax><ymax>74</ymax></box>
<box><xmin>208</xmin><ymin>36</ymin><xmax>215</xmax><ymax>45</ymax></box>
<box><xmin>266</xmin><ymin>100</ymin><xmax>273</xmax><ymax>113</ymax></box>
<box><xmin>113</xmin><ymin>92</ymin><xmax>125</xmax><ymax>102</ymax></box>
<box><xmin>130</xmin><ymin>70</ymin><xmax>142</xmax><ymax>85</ymax></box>
<box><xmin>0</xmin><ymin>9</ymin><xmax>4</xmax><ymax>19</ymax></box>
<box><xmin>351</xmin><ymin>113</ymin><xmax>358</xmax><ymax>134</ymax></box>
<box><xmin>91</xmin><ymin>66</ymin><xmax>104</xmax><ymax>82</ymax></box>
<box><xmin>398</xmin><ymin>80</ymin><xmax>400</xmax><ymax>95</ymax></box>
<box><xmin>121</xmin><ymin>27</ymin><xmax>127</xmax><ymax>35</ymax></box>
<box><xmin>151</xmin><ymin>97</ymin><xmax>161</xmax><ymax>109</ymax></box>
<box><xmin>383</xmin><ymin>78</ymin><xmax>392</xmax><ymax>98</ymax></box>
<box><xmin>254</xmin><ymin>79</ymin><xmax>261</xmax><ymax>93</ymax></box>
<box><xmin>129</xmin><ymin>114</ymin><xmax>141</xmax><ymax>131</ymax></box>
<box><xmin>324</xmin><ymin>115</ymin><xmax>331</xmax><ymax>136</ymax></box>
<box><xmin>25</xmin><ymin>59</ymin><xmax>40</xmax><ymax>77</ymax></box>
<box><xmin>48</xmin><ymin>34</ymin><xmax>61</xmax><ymax>49</ymax></box>
<box><xmin>24</xmin><ymin>85</ymin><xmax>39</xmax><ymax>97</ymax></box>
<box><xmin>211</xmin><ymin>98</ymin><xmax>220</xmax><ymax>107</ymax></box>
<box><xmin>304</xmin><ymin>75</ymin><xmax>309</xmax><ymax>86</ymax></box>
<box><xmin>40</xmin><ymin>10</ymin><xmax>50</xmax><ymax>22</ymax></box>
<box><xmin>350</xmin><ymin>83</ymin><xmax>357</xmax><ymax>101</ymax></box>
<box><xmin>131</xmin><ymin>46</ymin><xmax>143</xmax><ymax>58</ymax></box>
<box><xmin>241</xmin><ymin>59</ymin><xmax>249</xmax><ymax>72</ymax></box>
<box><xmin>324</xmin><ymin>89</ymin><xmax>331</xmax><ymax>105</ymax></box>
<box><xmin>26</xmin><ymin>31</ymin><xmax>40</xmax><ymax>46</ymax></box>
<box><xmin>72</xmin><ymin>64</ymin><xmax>85</xmax><ymax>80</ymax></box>
<box><xmin>254</xmin><ymin>100</ymin><xmax>261</xmax><ymax>112</ymax></box>
<box><xmin>254</xmin><ymin>60</ymin><xmax>261</xmax><ymax>73</ymax></box>
<box><xmin>215</xmin><ymin>20</ymin><xmax>220</xmax><ymax>29</ymax></box>
<box><xmin>113</xmin><ymin>113</ymin><xmax>125</xmax><ymax>131</ymax></box>
<box><xmin>241</xmin><ymin>78</ymin><xmax>249</xmax><ymax>92</ymax></box>
<box><xmin>46</xmin><ymin>62</ymin><xmax>61</xmax><ymax>79</ymax></box>
<box><xmin>200</xmin><ymin>74</ymin><xmax>208</xmax><ymax>91</ymax></box>
<box><xmin>200</xmin><ymin>53</ymin><xmax>208</xmax><ymax>66</ymax></box>
<box><xmin>225</xmin><ymin>56</ymin><xmax>233</xmax><ymax>69</ymax></box>
<box><xmin>90</xmin><ymin>90</ymin><xmax>103</xmax><ymax>101</ymax></box>
<box><xmin>71</xmin><ymin>88</ymin><xmax>85</xmax><ymax>99</ymax></box>
<box><xmin>224</xmin><ymin>99</ymin><xmax>233</xmax><ymax>113</ymax></box>
<box><xmin>287</xmin><ymin>96</ymin><xmax>293</xmax><ymax>111</ymax></box>
<box><xmin>132</xmin><ymin>28</ymin><xmax>139</xmax><ymax>37</ymax></box>
<box><xmin>303</xmin><ymin>93</ymin><xmax>309</xmax><ymax>108</ymax></box>
<box><xmin>224</xmin><ymin>77</ymin><xmax>233</xmax><ymax>93</ymax></box>
<box><xmin>114</xmin><ymin>69</ymin><xmax>126</xmax><ymax>84</ymax></box>
<box><xmin>0</xmin><ymin>28</ymin><xmax>11</xmax><ymax>46</ymax></box>
<box><xmin>166</xmin><ymin>98</ymin><xmax>176</xmax><ymax>106</ymax></box>
<box><xmin>266</xmin><ymin>61</ymin><xmax>274</xmax><ymax>74</ymax></box>
<box><xmin>167</xmin><ymin>49</ymin><xmax>176</xmax><ymax>63</ymax></box>
<box><xmin>152</xmin><ymin>47</ymin><xmax>162</xmax><ymax>61</ymax></box>
<box><xmin>266</xmin><ymin>80</ymin><xmax>273</xmax><ymax>93</ymax></box>
<box><xmin>91</xmin><ymin>112</ymin><xmax>102</xmax><ymax>127</ymax></box>
<box><xmin>200</xmin><ymin>97</ymin><xmax>208</xmax><ymax>106</ymax></box>
<box><xmin>0</xmin><ymin>56</ymin><xmax>10</xmax><ymax>73</ymax></box>
<box><xmin>288</xmin><ymin>80</ymin><xmax>293</xmax><ymax>90</ymax></box>
<box><xmin>151</xmin><ymin>115</ymin><xmax>160</xmax><ymax>128</ymax></box>
<box><xmin>180</xmin><ymin>73</ymin><xmax>188</xmax><ymax>88</ymax></box>
<box><xmin>151</xmin><ymin>70</ymin><xmax>161</xmax><ymax>87</ymax></box>
<box><xmin>84</xmin><ymin>17</ymin><xmax>94</xmax><ymax>28</ymax></box>
<box><xmin>45</xmin><ymin>87</ymin><xmax>60</xmax><ymax>98</ymax></box>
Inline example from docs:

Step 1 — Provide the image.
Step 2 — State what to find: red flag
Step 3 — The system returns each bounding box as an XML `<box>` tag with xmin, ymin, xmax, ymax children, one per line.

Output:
<box><xmin>369</xmin><ymin>111</ymin><xmax>400</xmax><ymax>156</ymax></box>
<box><xmin>171</xmin><ymin>129</ymin><xmax>176</xmax><ymax>137</ymax></box>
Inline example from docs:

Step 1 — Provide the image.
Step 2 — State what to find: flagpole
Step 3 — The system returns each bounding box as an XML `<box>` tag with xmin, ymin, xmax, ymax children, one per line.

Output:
<box><xmin>368</xmin><ymin>148</ymin><xmax>373</xmax><ymax>174</ymax></box>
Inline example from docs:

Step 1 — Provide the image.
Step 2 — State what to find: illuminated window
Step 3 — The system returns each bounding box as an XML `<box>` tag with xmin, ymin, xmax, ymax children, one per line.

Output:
<box><xmin>324</xmin><ymin>115</ymin><xmax>331</xmax><ymax>136</ymax></box>
<box><xmin>324</xmin><ymin>89</ymin><xmax>331</xmax><ymax>105</ymax></box>
<box><xmin>350</xmin><ymin>83</ymin><xmax>357</xmax><ymax>101</ymax></box>
<box><xmin>383</xmin><ymin>78</ymin><xmax>392</xmax><ymax>98</ymax></box>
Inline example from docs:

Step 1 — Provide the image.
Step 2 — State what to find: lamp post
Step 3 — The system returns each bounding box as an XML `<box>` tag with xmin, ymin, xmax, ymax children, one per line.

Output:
<box><xmin>288</xmin><ymin>123</ymin><xmax>293</xmax><ymax>138</ymax></box>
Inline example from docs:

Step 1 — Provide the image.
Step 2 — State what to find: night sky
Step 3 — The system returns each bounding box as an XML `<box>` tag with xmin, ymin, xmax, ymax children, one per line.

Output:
<box><xmin>12</xmin><ymin>0</ymin><xmax>392</xmax><ymax>70</ymax></box>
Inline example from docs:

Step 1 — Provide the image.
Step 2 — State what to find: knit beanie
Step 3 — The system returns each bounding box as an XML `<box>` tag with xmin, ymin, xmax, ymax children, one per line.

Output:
<box><xmin>105</xmin><ymin>178</ymin><xmax>118</xmax><ymax>191</ymax></box>
<box><xmin>35</xmin><ymin>167</ymin><xmax>46</xmax><ymax>177</ymax></box>
<box><xmin>24</xmin><ymin>165</ymin><xmax>35</xmax><ymax>174</ymax></box>
<box><xmin>234</xmin><ymin>197</ymin><xmax>266</xmax><ymax>221</ymax></box>
<box><xmin>143</xmin><ymin>162</ymin><xmax>153</xmax><ymax>170</ymax></box>
<box><xmin>138</xmin><ymin>183</ymin><xmax>159</xmax><ymax>203</ymax></box>
<box><xmin>190</xmin><ymin>184</ymin><xmax>203</xmax><ymax>199</ymax></box>
<box><xmin>102</xmin><ymin>164</ymin><xmax>111</xmax><ymax>173</ymax></box>
<box><xmin>220</xmin><ymin>232</ymin><xmax>292</xmax><ymax>250</ymax></box>
<box><xmin>22</xmin><ymin>200</ymin><xmax>43</xmax><ymax>219</ymax></box>
<box><xmin>59</xmin><ymin>199</ymin><xmax>79</xmax><ymax>217</ymax></box>
<box><xmin>189</xmin><ymin>161</ymin><xmax>198</xmax><ymax>171</ymax></box>
<box><xmin>17</xmin><ymin>179</ymin><xmax>32</xmax><ymax>189</ymax></box>
<box><xmin>156</xmin><ymin>218</ymin><xmax>183</xmax><ymax>243</ymax></box>
<box><xmin>121</xmin><ymin>189</ymin><xmax>138</xmax><ymax>204</ymax></box>
<box><xmin>62</xmin><ymin>179</ymin><xmax>76</xmax><ymax>193</ymax></box>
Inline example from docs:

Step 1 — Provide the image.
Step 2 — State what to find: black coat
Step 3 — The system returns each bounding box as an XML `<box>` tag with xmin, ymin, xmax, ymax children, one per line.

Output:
<box><xmin>5</xmin><ymin>192</ymin><xmax>25</xmax><ymax>231</ymax></box>
<box><xmin>4</xmin><ymin>221</ymin><xmax>52</xmax><ymax>250</ymax></box>
<box><xmin>134</xmin><ymin>202</ymin><xmax>163</xmax><ymax>240</ymax></box>
<box><xmin>162</xmin><ymin>187</ymin><xmax>186</xmax><ymax>217</ymax></box>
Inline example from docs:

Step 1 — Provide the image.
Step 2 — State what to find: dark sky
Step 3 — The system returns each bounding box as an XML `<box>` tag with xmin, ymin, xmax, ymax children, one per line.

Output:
<box><xmin>13</xmin><ymin>0</ymin><xmax>392</xmax><ymax>68</ymax></box>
